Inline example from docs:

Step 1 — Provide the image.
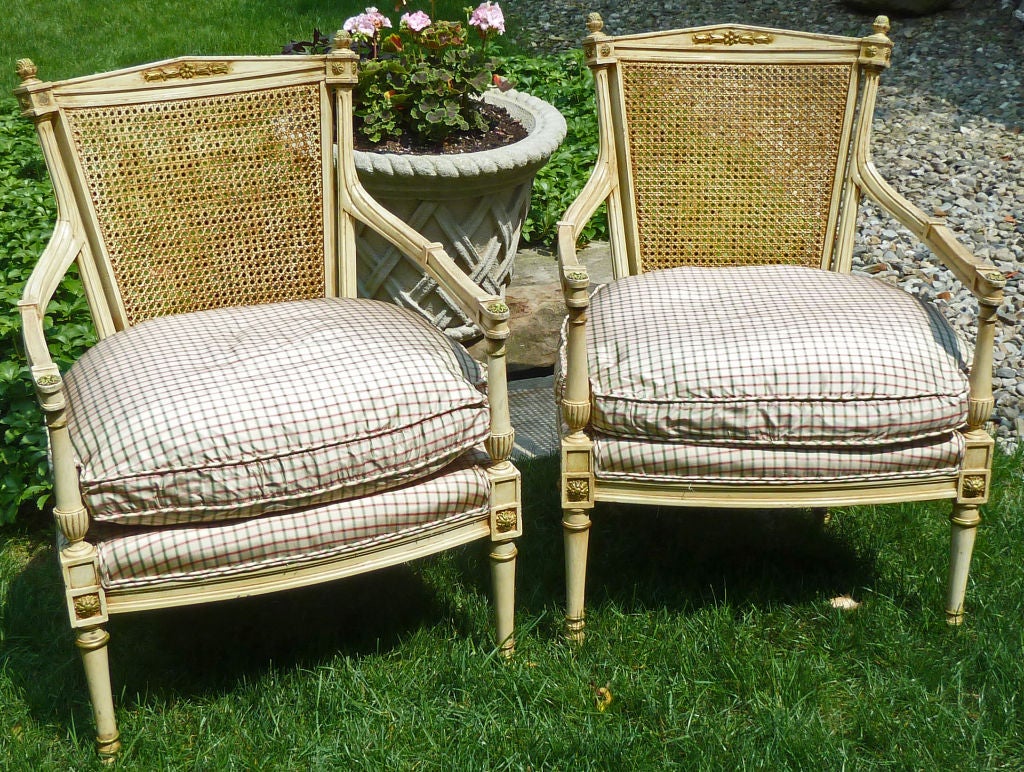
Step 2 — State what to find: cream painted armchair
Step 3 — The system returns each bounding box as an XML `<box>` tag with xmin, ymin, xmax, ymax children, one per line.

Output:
<box><xmin>15</xmin><ymin>39</ymin><xmax>520</xmax><ymax>759</ymax></box>
<box><xmin>557</xmin><ymin>15</ymin><xmax>1004</xmax><ymax>641</ymax></box>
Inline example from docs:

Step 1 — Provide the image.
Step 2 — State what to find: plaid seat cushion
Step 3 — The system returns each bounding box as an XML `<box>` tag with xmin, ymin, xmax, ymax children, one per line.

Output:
<box><xmin>562</xmin><ymin>265</ymin><xmax>970</xmax><ymax>447</ymax></box>
<box><xmin>592</xmin><ymin>431</ymin><xmax>963</xmax><ymax>484</ymax></box>
<box><xmin>94</xmin><ymin>456</ymin><xmax>491</xmax><ymax>590</ymax></box>
<box><xmin>65</xmin><ymin>298</ymin><xmax>490</xmax><ymax>526</ymax></box>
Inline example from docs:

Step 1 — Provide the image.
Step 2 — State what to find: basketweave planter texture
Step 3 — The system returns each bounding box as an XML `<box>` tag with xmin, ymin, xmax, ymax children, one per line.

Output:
<box><xmin>354</xmin><ymin>89</ymin><xmax>567</xmax><ymax>342</ymax></box>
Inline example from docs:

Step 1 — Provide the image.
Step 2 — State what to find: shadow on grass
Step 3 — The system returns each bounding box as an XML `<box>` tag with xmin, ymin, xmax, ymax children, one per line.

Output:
<box><xmin>0</xmin><ymin>455</ymin><xmax>882</xmax><ymax>738</ymax></box>
<box><xmin>454</xmin><ymin>457</ymin><xmax>879</xmax><ymax>638</ymax></box>
<box><xmin>0</xmin><ymin>530</ymin><xmax>453</xmax><ymax>733</ymax></box>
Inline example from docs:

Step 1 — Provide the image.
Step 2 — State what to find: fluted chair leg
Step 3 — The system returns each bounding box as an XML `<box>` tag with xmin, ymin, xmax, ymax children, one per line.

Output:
<box><xmin>946</xmin><ymin>502</ymin><xmax>981</xmax><ymax>625</ymax></box>
<box><xmin>563</xmin><ymin>508</ymin><xmax>592</xmax><ymax>643</ymax></box>
<box><xmin>76</xmin><ymin>626</ymin><xmax>120</xmax><ymax>760</ymax></box>
<box><xmin>490</xmin><ymin>539</ymin><xmax>517</xmax><ymax>658</ymax></box>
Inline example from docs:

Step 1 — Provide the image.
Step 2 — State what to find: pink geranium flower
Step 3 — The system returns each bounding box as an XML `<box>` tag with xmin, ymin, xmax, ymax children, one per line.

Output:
<box><xmin>400</xmin><ymin>10</ymin><xmax>432</xmax><ymax>33</ymax></box>
<box><xmin>468</xmin><ymin>1</ymin><xmax>505</xmax><ymax>35</ymax></box>
<box><xmin>343</xmin><ymin>7</ymin><xmax>392</xmax><ymax>38</ymax></box>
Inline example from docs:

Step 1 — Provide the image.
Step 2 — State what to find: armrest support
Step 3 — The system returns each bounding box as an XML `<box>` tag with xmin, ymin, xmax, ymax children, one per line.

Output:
<box><xmin>18</xmin><ymin>219</ymin><xmax>93</xmax><ymax>549</ymax></box>
<box><xmin>853</xmin><ymin>157</ymin><xmax>1006</xmax><ymax>434</ymax></box>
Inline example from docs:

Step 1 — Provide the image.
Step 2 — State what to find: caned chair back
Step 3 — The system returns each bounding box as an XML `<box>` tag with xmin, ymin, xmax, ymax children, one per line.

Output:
<box><xmin>18</xmin><ymin>57</ymin><xmax>339</xmax><ymax>333</ymax></box>
<box><xmin>586</xmin><ymin>20</ymin><xmax>884</xmax><ymax>275</ymax></box>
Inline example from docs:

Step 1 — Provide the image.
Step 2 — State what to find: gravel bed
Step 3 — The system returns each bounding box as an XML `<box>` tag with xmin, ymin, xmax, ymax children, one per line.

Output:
<box><xmin>503</xmin><ymin>0</ymin><xmax>1024</xmax><ymax>450</ymax></box>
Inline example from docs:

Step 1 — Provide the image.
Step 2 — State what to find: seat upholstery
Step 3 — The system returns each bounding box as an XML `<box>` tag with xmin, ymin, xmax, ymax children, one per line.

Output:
<box><xmin>65</xmin><ymin>297</ymin><xmax>489</xmax><ymax>525</ymax></box>
<box><xmin>556</xmin><ymin>14</ymin><xmax>1005</xmax><ymax>643</ymax></box>
<box><xmin>15</xmin><ymin>45</ymin><xmax>522</xmax><ymax>759</ymax></box>
<box><xmin>93</xmin><ymin>455</ymin><xmax>491</xmax><ymax>590</ymax></box>
<box><xmin>561</xmin><ymin>265</ymin><xmax>971</xmax><ymax>449</ymax></box>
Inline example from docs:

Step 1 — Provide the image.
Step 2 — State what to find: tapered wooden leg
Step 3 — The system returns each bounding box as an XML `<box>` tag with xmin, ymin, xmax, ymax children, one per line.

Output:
<box><xmin>946</xmin><ymin>502</ymin><xmax>981</xmax><ymax>625</ymax></box>
<box><xmin>76</xmin><ymin>626</ymin><xmax>120</xmax><ymax>760</ymax></box>
<box><xmin>563</xmin><ymin>508</ymin><xmax>591</xmax><ymax>643</ymax></box>
<box><xmin>490</xmin><ymin>539</ymin><xmax>517</xmax><ymax>658</ymax></box>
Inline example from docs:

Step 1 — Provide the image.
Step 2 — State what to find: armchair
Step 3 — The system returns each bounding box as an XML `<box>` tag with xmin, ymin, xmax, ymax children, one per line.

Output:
<box><xmin>557</xmin><ymin>15</ymin><xmax>1004</xmax><ymax>641</ymax></box>
<box><xmin>14</xmin><ymin>39</ymin><xmax>520</xmax><ymax>759</ymax></box>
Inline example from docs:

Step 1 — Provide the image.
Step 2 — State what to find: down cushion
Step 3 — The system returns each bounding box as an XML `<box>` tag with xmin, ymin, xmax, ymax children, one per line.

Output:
<box><xmin>64</xmin><ymin>297</ymin><xmax>490</xmax><ymax>526</ymax></box>
<box><xmin>564</xmin><ymin>265</ymin><xmax>970</xmax><ymax>447</ymax></box>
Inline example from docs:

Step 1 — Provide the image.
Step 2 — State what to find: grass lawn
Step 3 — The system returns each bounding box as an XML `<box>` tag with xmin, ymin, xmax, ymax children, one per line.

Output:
<box><xmin>0</xmin><ymin>0</ymin><xmax>515</xmax><ymax>93</ymax></box>
<box><xmin>1</xmin><ymin>449</ymin><xmax>1023</xmax><ymax>768</ymax></box>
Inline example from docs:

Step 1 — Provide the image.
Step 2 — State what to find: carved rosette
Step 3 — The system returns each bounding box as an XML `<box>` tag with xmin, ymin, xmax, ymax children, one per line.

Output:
<box><xmin>74</xmin><ymin>593</ymin><xmax>102</xmax><ymax>621</ymax></box>
<box><xmin>961</xmin><ymin>474</ymin><xmax>988</xmax><ymax>500</ymax></box>
<box><xmin>565</xmin><ymin>478</ymin><xmax>591</xmax><ymax>503</ymax></box>
<box><xmin>494</xmin><ymin>508</ymin><xmax>518</xmax><ymax>534</ymax></box>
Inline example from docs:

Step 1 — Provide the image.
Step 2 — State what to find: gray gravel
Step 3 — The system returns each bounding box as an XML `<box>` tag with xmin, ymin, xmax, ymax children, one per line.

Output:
<box><xmin>503</xmin><ymin>0</ymin><xmax>1024</xmax><ymax>450</ymax></box>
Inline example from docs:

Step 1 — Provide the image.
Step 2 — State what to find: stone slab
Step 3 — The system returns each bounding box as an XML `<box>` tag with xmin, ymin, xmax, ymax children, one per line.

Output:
<box><xmin>470</xmin><ymin>241</ymin><xmax>614</xmax><ymax>372</ymax></box>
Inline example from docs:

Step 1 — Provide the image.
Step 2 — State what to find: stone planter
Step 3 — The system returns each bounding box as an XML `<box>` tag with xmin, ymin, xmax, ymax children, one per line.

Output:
<box><xmin>353</xmin><ymin>89</ymin><xmax>567</xmax><ymax>342</ymax></box>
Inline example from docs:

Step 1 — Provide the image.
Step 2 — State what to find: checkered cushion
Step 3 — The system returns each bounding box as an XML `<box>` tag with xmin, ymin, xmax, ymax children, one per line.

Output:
<box><xmin>64</xmin><ymin>297</ymin><xmax>489</xmax><ymax>526</ymax></box>
<box><xmin>94</xmin><ymin>455</ymin><xmax>491</xmax><ymax>590</ymax></box>
<box><xmin>562</xmin><ymin>265</ymin><xmax>969</xmax><ymax>447</ymax></box>
<box><xmin>592</xmin><ymin>431</ymin><xmax>963</xmax><ymax>484</ymax></box>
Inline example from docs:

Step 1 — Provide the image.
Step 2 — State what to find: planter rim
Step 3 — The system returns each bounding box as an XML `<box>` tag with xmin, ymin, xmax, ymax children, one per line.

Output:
<box><xmin>352</xmin><ymin>89</ymin><xmax>567</xmax><ymax>181</ymax></box>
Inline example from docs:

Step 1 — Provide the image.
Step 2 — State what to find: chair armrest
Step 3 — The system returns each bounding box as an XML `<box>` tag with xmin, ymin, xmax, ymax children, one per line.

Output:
<box><xmin>18</xmin><ymin>219</ymin><xmax>94</xmax><ymax>544</ymax></box>
<box><xmin>340</xmin><ymin>172</ymin><xmax>515</xmax><ymax>466</ymax></box>
<box><xmin>854</xmin><ymin>157</ymin><xmax>1006</xmax><ymax>434</ymax></box>
<box><xmin>18</xmin><ymin>219</ymin><xmax>83</xmax><ymax>380</ymax></box>
<box><xmin>557</xmin><ymin>162</ymin><xmax>617</xmax><ymax>271</ymax></box>
<box><xmin>556</xmin><ymin>166</ymin><xmax>615</xmax><ymax>434</ymax></box>
<box><xmin>855</xmin><ymin>159</ymin><xmax>1006</xmax><ymax>304</ymax></box>
<box><xmin>341</xmin><ymin>177</ymin><xmax>507</xmax><ymax>334</ymax></box>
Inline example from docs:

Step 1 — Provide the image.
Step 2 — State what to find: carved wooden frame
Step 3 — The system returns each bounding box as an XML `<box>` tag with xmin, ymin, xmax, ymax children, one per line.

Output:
<box><xmin>557</xmin><ymin>14</ymin><xmax>1004</xmax><ymax>643</ymax></box>
<box><xmin>15</xmin><ymin>38</ymin><xmax>521</xmax><ymax>758</ymax></box>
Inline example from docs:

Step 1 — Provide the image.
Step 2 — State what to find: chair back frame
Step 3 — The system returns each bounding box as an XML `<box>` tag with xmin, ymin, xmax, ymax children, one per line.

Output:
<box><xmin>570</xmin><ymin>18</ymin><xmax>897</xmax><ymax>279</ymax></box>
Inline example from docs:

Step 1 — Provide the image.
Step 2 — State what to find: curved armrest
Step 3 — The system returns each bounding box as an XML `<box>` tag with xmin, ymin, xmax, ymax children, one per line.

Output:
<box><xmin>557</xmin><ymin>162</ymin><xmax>616</xmax><ymax>271</ymax></box>
<box><xmin>854</xmin><ymin>159</ymin><xmax>1006</xmax><ymax>304</ymax></box>
<box><xmin>19</xmin><ymin>219</ymin><xmax>83</xmax><ymax>382</ymax></box>
<box><xmin>341</xmin><ymin>181</ymin><xmax>507</xmax><ymax>332</ymax></box>
<box><xmin>556</xmin><ymin>166</ymin><xmax>615</xmax><ymax>434</ymax></box>
<box><xmin>853</xmin><ymin>156</ymin><xmax>1005</xmax><ymax>435</ymax></box>
<box><xmin>18</xmin><ymin>219</ymin><xmax>94</xmax><ymax>541</ymax></box>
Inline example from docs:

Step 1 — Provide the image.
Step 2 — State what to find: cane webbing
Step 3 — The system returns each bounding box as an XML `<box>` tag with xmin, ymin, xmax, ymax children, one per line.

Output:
<box><xmin>619</xmin><ymin>61</ymin><xmax>853</xmax><ymax>272</ymax></box>
<box><xmin>65</xmin><ymin>84</ymin><xmax>327</xmax><ymax>325</ymax></box>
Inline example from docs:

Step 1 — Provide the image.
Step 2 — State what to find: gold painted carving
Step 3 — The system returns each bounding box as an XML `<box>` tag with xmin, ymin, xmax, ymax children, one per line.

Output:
<box><xmin>36</xmin><ymin>374</ymin><xmax>61</xmax><ymax>387</ymax></box>
<box><xmin>495</xmin><ymin>508</ymin><xmax>518</xmax><ymax>533</ymax></box>
<box><xmin>984</xmin><ymin>270</ymin><xmax>1007</xmax><ymax>284</ymax></box>
<box><xmin>566</xmin><ymin>479</ymin><xmax>590</xmax><ymax>503</ymax></box>
<box><xmin>962</xmin><ymin>475</ymin><xmax>987</xmax><ymax>499</ymax></box>
<box><xmin>332</xmin><ymin>62</ymin><xmax>356</xmax><ymax>76</ymax></box>
<box><xmin>16</xmin><ymin>58</ymin><xmax>38</xmax><ymax>82</ymax></box>
<box><xmin>693</xmin><ymin>31</ymin><xmax>774</xmax><ymax>46</ymax></box>
<box><xmin>74</xmin><ymin>594</ymin><xmax>102</xmax><ymax>620</ymax></box>
<box><xmin>487</xmin><ymin>301</ymin><xmax>509</xmax><ymax>315</ymax></box>
<box><xmin>599</xmin><ymin>44</ymin><xmax>612</xmax><ymax>57</ymax></box>
<box><xmin>142</xmin><ymin>62</ymin><xmax>230</xmax><ymax>82</ymax></box>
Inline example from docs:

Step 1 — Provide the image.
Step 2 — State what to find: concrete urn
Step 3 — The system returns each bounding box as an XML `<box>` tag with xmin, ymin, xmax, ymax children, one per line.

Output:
<box><xmin>354</xmin><ymin>89</ymin><xmax>567</xmax><ymax>342</ymax></box>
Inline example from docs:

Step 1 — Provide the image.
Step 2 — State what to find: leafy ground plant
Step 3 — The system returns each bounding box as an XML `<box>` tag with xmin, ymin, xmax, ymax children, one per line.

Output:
<box><xmin>0</xmin><ymin>98</ymin><xmax>95</xmax><ymax>525</ymax></box>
